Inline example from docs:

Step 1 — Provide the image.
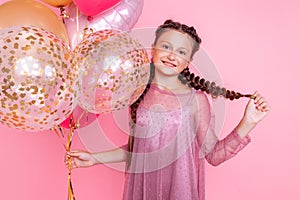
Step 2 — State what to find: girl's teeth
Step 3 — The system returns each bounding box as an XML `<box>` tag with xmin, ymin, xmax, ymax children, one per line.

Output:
<box><xmin>163</xmin><ymin>61</ymin><xmax>175</xmax><ymax>67</ymax></box>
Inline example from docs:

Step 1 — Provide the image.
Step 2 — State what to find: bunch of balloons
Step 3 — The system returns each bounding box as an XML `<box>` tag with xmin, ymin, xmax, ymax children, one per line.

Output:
<box><xmin>0</xmin><ymin>0</ymin><xmax>148</xmax><ymax>131</ymax></box>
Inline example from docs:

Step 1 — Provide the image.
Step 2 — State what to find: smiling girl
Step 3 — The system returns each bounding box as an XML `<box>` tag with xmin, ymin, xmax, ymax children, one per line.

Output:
<box><xmin>66</xmin><ymin>19</ymin><xmax>270</xmax><ymax>200</ymax></box>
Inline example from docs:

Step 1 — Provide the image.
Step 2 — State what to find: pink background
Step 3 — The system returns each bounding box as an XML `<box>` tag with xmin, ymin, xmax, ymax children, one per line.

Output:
<box><xmin>0</xmin><ymin>0</ymin><xmax>299</xmax><ymax>199</ymax></box>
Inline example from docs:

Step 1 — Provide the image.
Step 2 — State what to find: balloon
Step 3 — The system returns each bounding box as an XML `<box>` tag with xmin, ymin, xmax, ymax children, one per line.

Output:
<box><xmin>65</xmin><ymin>0</ymin><xmax>144</xmax><ymax>48</ymax></box>
<box><xmin>40</xmin><ymin>0</ymin><xmax>73</xmax><ymax>7</ymax></box>
<box><xmin>0</xmin><ymin>0</ymin><xmax>69</xmax><ymax>43</ymax></box>
<box><xmin>73</xmin><ymin>0</ymin><xmax>121</xmax><ymax>16</ymax></box>
<box><xmin>59</xmin><ymin>106</ymin><xmax>99</xmax><ymax>129</ymax></box>
<box><xmin>0</xmin><ymin>26</ymin><xmax>79</xmax><ymax>132</ymax></box>
<box><xmin>74</xmin><ymin>29</ymin><xmax>150</xmax><ymax>114</ymax></box>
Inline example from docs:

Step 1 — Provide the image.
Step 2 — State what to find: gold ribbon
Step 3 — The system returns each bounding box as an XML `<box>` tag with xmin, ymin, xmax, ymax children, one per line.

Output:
<box><xmin>67</xmin><ymin>113</ymin><xmax>75</xmax><ymax>200</ymax></box>
<box><xmin>52</xmin><ymin>108</ymin><xmax>94</xmax><ymax>199</ymax></box>
<box><xmin>53</xmin><ymin>113</ymin><xmax>76</xmax><ymax>200</ymax></box>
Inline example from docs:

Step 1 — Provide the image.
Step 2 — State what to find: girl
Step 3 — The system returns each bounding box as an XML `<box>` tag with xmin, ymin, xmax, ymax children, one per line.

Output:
<box><xmin>66</xmin><ymin>19</ymin><xmax>270</xmax><ymax>200</ymax></box>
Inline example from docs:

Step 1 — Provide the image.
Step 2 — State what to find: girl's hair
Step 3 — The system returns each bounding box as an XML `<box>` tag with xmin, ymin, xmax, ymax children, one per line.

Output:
<box><xmin>126</xmin><ymin>19</ymin><xmax>252</xmax><ymax>169</ymax></box>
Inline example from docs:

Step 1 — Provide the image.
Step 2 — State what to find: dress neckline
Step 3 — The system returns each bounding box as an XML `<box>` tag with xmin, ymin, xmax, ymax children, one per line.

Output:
<box><xmin>150</xmin><ymin>83</ymin><xmax>193</xmax><ymax>96</ymax></box>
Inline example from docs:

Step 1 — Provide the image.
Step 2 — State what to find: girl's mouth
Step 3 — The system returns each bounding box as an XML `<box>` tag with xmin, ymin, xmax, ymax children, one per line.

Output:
<box><xmin>162</xmin><ymin>60</ymin><xmax>177</xmax><ymax>68</ymax></box>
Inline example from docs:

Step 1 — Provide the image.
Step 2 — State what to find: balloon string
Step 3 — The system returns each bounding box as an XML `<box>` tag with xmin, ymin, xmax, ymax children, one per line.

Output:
<box><xmin>52</xmin><ymin>126</ymin><xmax>67</xmax><ymax>150</ymax></box>
<box><xmin>76</xmin><ymin>109</ymin><xmax>94</xmax><ymax>128</ymax></box>
<box><xmin>52</xmin><ymin>112</ymin><xmax>76</xmax><ymax>200</ymax></box>
<box><xmin>67</xmin><ymin>127</ymin><xmax>75</xmax><ymax>199</ymax></box>
<box><xmin>76</xmin><ymin>6</ymin><xmax>80</xmax><ymax>44</ymax></box>
<box><xmin>67</xmin><ymin>113</ymin><xmax>76</xmax><ymax>200</ymax></box>
<box><xmin>68</xmin><ymin>174</ymin><xmax>76</xmax><ymax>200</ymax></box>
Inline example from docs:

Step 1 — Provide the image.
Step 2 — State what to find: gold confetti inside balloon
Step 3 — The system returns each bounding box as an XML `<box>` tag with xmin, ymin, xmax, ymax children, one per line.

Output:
<box><xmin>0</xmin><ymin>26</ymin><xmax>79</xmax><ymax>132</ymax></box>
<box><xmin>74</xmin><ymin>29</ymin><xmax>150</xmax><ymax>114</ymax></box>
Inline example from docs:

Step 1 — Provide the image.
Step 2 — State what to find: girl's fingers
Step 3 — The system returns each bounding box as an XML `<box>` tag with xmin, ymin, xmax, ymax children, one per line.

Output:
<box><xmin>255</xmin><ymin>100</ymin><xmax>271</xmax><ymax>112</ymax></box>
<box><xmin>67</xmin><ymin>151</ymin><xmax>82</xmax><ymax>157</ymax></box>
<box><xmin>253</xmin><ymin>92</ymin><xmax>266</xmax><ymax>105</ymax></box>
<box><xmin>263</xmin><ymin>106</ymin><xmax>271</xmax><ymax>112</ymax></box>
<box><xmin>259</xmin><ymin>102</ymin><xmax>268</xmax><ymax>109</ymax></box>
<box><xmin>64</xmin><ymin>157</ymin><xmax>77</xmax><ymax>169</ymax></box>
<box><xmin>250</xmin><ymin>91</ymin><xmax>270</xmax><ymax>112</ymax></box>
<box><xmin>72</xmin><ymin>159</ymin><xmax>77</xmax><ymax>169</ymax></box>
<box><xmin>64</xmin><ymin>153</ymin><xmax>71</xmax><ymax>163</ymax></box>
<box><xmin>256</xmin><ymin>100</ymin><xmax>267</xmax><ymax>109</ymax></box>
<box><xmin>252</xmin><ymin>91</ymin><xmax>258</xmax><ymax>100</ymax></box>
<box><xmin>255</xmin><ymin>97</ymin><xmax>265</xmax><ymax>106</ymax></box>
<box><xmin>262</xmin><ymin>108</ymin><xmax>268</xmax><ymax>112</ymax></box>
<box><xmin>253</xmin><ymin>93</ymin><xmax>262</xmax><ymax>103</ymax></box>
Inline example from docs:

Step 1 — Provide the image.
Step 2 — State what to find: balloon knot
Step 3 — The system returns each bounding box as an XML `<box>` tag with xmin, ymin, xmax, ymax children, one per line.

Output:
<box><xmin>87</xmin><ymin>16</ymin><xmax>94</xmax><ymax>22</ymax></box>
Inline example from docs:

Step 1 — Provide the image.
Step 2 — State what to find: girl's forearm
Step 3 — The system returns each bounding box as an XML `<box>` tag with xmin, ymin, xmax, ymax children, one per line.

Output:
<box><xmin>236</xmin><ymin>117</ymin><xmax>257</xmax><ymax>139</ymax></box>
<box><xmin>92</xmin><ymin>147</ymin><xmax>128</xmax><ymax>165</ymax></box>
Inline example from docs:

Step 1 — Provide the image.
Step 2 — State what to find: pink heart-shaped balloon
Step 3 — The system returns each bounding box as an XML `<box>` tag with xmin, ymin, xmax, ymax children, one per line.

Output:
<box><xmin>73</xmin><ymin>0</ymin><xmax>121</xmax><ymax>16</ymax></box>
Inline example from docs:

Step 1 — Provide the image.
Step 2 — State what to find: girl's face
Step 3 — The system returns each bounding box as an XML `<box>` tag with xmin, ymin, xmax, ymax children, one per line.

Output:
<box><xmin>151</xmin><ymin>29</ymin><xmax>194</xmax><ymax>76</ymax></box>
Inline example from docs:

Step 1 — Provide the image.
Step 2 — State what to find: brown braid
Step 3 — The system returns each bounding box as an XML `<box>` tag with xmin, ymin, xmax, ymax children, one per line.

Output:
<box><xmin>178</xmin><ymin>67</ymin><xmax>253</xmax><ymax>100</ymax></box>
<box><xmin>126</xmin><ymin>63</ymin><xmax>155</xmax><ymax>170</ymax></box>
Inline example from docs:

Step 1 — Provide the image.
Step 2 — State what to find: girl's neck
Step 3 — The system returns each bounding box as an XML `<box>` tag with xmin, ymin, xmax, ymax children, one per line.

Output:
<box><xmin>152</xmin><ymin>73</ymin><xmax>191</xmax><ymax>93</ymax></box>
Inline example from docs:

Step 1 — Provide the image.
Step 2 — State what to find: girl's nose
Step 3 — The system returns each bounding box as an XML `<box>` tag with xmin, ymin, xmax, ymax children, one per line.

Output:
<box><xmin>167</xmin><ymin>51</ymin><xmax>176</xmax><ymax>61</ymax></box>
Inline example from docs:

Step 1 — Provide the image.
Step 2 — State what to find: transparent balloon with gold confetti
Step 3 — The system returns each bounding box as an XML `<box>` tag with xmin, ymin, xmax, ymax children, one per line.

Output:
<box><xmin>74</xmin><ymin>29</ymin><xmax>150</xmax><ymax>114</ymax></box>
<box><xmin>0</xmin><ymin>26</ymin><xmax>79</xmax><ymax>132</ymax></box>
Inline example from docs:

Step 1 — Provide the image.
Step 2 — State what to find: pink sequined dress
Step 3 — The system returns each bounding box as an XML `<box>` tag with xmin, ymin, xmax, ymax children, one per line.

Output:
<box><xmin>122</xmin><ymin>83</ymin><xmax>251</xmax><ymax>200</ymax></box>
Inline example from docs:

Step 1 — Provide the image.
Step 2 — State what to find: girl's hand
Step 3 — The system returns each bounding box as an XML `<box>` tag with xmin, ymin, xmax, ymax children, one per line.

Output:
<box><xmin>65</xmin><ymin>150</ymin><xmax>99</xmax><ymax>169</ymax></box>
<box><xmin>243</xmin><ymin>91</ymin><xmax>270</xmax><ymax>124</ymax></box>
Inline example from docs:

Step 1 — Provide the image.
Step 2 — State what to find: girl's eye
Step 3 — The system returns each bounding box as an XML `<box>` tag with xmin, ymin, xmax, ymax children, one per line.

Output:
<box><xmin>179</xmin><ymin>50</ymin><xmax>187</xmax><ymax>55</ymax></box>
<box><xmin>162</xmin><ymin>44</ymin><xmax>170</xmax><ymax>49</ymax></box>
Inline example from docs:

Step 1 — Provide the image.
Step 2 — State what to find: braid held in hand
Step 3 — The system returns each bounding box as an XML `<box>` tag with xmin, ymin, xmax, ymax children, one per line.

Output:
<box><xmin>178</xmin><ymin>67</ymin><xmax>253</xmax><ymax>100</ymax></box>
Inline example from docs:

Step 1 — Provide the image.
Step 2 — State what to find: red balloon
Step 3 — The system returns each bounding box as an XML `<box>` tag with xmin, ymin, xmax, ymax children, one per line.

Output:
<box><xmin>73</xmin><ymin>0</ymin><xmax>121</xmax><ymax>16</ymax></box>
<box><xmin>60</xmin><ymin>106</ymin><xmax>99</xmax><ymax>129</ymax></box>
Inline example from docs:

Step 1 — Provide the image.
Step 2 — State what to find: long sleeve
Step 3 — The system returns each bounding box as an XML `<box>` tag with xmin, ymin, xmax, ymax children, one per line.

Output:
<box><xmin>205</xmin><ymin>128</ymin><xmax>251</xmax><ymax>166</ymax></box>
<box><xmin>194</xmin><ymin>90</ymin><xmax>251</xmax><ymax>166</ymax></box>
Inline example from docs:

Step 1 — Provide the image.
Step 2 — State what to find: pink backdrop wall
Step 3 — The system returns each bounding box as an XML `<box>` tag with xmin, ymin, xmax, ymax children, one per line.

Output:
<box><xmin>0</xmin><ymin>0</ymin><xmax>299</xmax><ymax>199</ymax></box>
